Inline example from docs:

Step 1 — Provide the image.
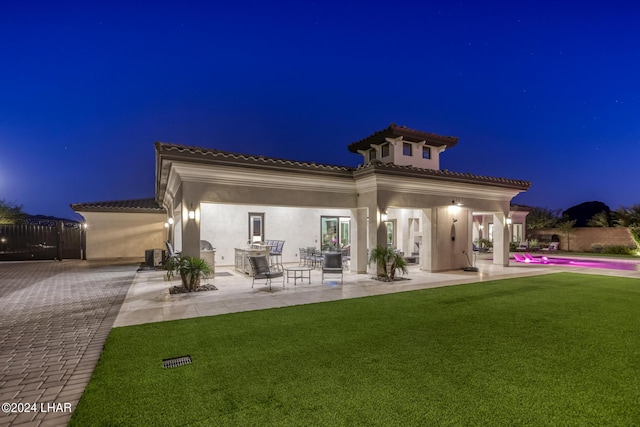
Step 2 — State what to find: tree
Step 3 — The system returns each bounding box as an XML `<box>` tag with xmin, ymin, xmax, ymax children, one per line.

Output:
<box><xmin>587</xmin><ymin>211</ymin><xmax>611</xmax><ymax>227</ymax></box>
<box><xmin>557</xmin><ymin>219</ymin><xmax>577</xmax><ymax>251</ymax></box>
<box><xmin>562</xmin><ymin>201</ymin><xmax>610</xmax><ymax>227</ymax></box>
<box><xmin>526</xmin><ymin>207</ymin><xmax>561</xmax><ymax>229</ymax></box>
<box><xmin>612</xmin><ymin>205</ymin><xmax>640</xmax><ymax>227</ymax></box>
<box><xmin>0</xmin><ymin>199</ymin><xmax>27</xmax><ymax>224</ymax></box>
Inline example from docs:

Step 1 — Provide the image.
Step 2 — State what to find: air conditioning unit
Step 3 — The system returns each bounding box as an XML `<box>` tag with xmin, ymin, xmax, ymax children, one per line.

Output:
<box><xmin>145</xmin><ymin>249</ymin><xmax>165</xmax><ymax>267</ymax></box>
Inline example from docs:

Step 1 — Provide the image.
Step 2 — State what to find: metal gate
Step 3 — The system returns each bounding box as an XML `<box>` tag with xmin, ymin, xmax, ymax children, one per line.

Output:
<box><xmin>0</xmin><ymin>221</ymin><xmax>85</xmax><ymax>261</ymax></box>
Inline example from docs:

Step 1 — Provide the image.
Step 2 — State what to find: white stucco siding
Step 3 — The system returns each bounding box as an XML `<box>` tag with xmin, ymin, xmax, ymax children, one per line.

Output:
<box><xmin>200</xmin><ymin>204</ymin><xmax>351</xmax><ymax>266</ymax></box>
<box><xmin>390</xmin><ymin>141</ymin><xmax>440</xmax><ymax>169</ymax></box>
<box><xmin>80</xmin><ymin>211</ymin><xmax>167</xmax><ymax>259</ymax></box>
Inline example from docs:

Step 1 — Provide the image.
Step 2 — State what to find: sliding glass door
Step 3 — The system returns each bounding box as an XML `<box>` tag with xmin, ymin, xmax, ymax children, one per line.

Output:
<box><xmin>321</xmin><ymin>216</ymin><xmax>350</xmax><ymax>252</ymax></box>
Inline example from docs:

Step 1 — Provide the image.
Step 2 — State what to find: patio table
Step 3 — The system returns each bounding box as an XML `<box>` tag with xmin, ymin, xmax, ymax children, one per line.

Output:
<box><xmin>284</xmin><ymin>266</ymin><xmax>313</xmax><ymax>285</ymax></box>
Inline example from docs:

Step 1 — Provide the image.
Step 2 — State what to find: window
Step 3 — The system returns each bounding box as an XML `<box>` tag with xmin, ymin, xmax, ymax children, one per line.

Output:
<box><xmin>512</xmin><ymin>223</ymin><xmax>523</xmax><ymax>243</ymax></box>
<box><xmin>385</xmin><ymin>221</ymin><xmax>396</xmax><ymax>247</ymax></box>
<box><xmin>369</xmin><ymin>149</ymin><xmax>377</xmax><ymax>161</ymax></box>
<box><xmin>248</xmin><ymin>213</ymin><xmax>264</xmax><ymax>243</ymax></box>
<box><xmin>381</xmin><ymin>143</ymin><xmax>389</xmax><ymax>157</ymax></box>
<box><xmin>403</xmin><ymin>142</ymin><xmax>412</xmax><ymax>156</ymax></box>
<box><xmin>422</xmin><ymin>146</ymin><xmax>431</xmax><ymax>159</ymax></box>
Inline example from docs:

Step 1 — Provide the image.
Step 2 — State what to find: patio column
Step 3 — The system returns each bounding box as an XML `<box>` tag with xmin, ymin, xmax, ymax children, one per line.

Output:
<box><xmin>181</xmin><ymin>201</ymin><xmax>201</xmax><ymax>257</ymax></box>
<box><xmin>350</xmin><ymin>208</ymin><xmax>368</xmax><ymax>273</ymax></box>
<box><xmin>492</xmin><ymin>212</ymin><xmax>509</xmax><ymax>266</ymax></box>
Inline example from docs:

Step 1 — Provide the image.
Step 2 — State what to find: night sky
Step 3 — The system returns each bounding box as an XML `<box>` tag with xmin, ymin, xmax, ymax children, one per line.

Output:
<box><xmin>2</xmin><ymin>1</ymin><xmax>639</xmax><ymax>220</ymax></box>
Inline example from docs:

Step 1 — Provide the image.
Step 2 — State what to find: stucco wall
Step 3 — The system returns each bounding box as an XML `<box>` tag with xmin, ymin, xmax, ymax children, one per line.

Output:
<box><xmin>531</xmin><ymin>227</ymin><xmax>636</xmax><ymax>252</ymax></box>
<box><xmin>388</xmin><ymin>142</ymin><xmax>440</xmax><ymax>169</ymax></box>
<box><xmin>79</xmin><ymin>211</ymin><xmax>167</xmax><ymax>259</ymax></box>
<box><xmin>200</xmin><ymin>204</ymin><xmax>352</xmax><ymax>266</ymax></box>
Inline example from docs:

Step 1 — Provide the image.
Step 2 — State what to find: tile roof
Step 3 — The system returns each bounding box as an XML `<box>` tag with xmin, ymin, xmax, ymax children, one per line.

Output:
<box><xmin>354</xmin><ymin>160</ymin><xmax>531</xmax><ymax>190</ymax></box>
<box><xmin>155</xmin><ymin>142</ymin><xmax>353</xmax><ymax>173</ymax></box>
<box><xmin>70</xmin><ymin>198</ymin><xmax>165</xmax><ymax>213</ymax></box>
<box><xmin>156</xmin><ymin>142</ymin><xmax>529</xmax><ymax>190</ymax></box>
<box><xmin>348</xmin><ymin>123</ymin><xmax>459</xmax><ymax>153</ymax></box>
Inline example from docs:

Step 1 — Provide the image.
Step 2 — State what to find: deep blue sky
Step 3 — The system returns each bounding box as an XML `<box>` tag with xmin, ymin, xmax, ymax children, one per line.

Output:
<box><xmin>2</xmin><ymin>1</ymin><xmax>639</xmax><ymax>220</ymax></box>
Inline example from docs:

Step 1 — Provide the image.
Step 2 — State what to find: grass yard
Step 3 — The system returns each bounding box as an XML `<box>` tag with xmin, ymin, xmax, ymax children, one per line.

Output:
<box><xmin>71</xmin><ymin>273</ymin><xmax>640</xmax><ymax>426</ymax></box>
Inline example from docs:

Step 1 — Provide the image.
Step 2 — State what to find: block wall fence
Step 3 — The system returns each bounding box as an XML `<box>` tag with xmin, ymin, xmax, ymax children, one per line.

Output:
<box><xmin>531</xmin><ymin>227</ymin><xmax>635</xmax><ymax>252</ymax></box>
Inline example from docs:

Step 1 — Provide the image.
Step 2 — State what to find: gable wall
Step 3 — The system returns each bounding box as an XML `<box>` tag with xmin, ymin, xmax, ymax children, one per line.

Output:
<box><xmin>79</xmin><ymin>211</ymin><xmax>167</xmax><ymax>259</ymax></box>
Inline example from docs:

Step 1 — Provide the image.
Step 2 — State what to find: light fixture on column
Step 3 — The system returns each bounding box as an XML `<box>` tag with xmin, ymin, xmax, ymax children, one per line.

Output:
<box><xmin>506</xmin><ymin>217</ymin><xmax>512</xmax><ymax>225</ymax></box>
<box><xmin>188</xmin><ymin>204</ymin><xmax>196</xmax><ymax>220</ymax></box>
<box><xmin>168</xmin><ymin>217</ymin><xmax>174</xmax><ymax>225</ymax></box>
<box><xmin>381</xmin><ymin>210</ymin><xmax>388</xmax><ymax>222</ymax></box>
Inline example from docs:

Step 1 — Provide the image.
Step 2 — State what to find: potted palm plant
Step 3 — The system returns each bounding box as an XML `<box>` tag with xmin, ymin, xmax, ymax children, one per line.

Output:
<box><xmin>369</xmin><ymin>245</ymin><xmax>408</xmax><ymax>281</ymax></box>
<box><xmin>165</xmin><ymin>254</ymin><xmax>212</xmax><ymax>291</ymax></box>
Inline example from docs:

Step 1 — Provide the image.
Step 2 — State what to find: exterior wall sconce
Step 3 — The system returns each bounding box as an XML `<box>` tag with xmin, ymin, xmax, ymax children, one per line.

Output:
<box><xmin>168</xmin><ymin>217</ymin><xmax>174</xmax><ymax>225</ymax></box>
<box><xmin>506</xmin><ymin>217</ymin><xmax>513</xmax><ymax>225</ymax></box>
<box><xmin>188</xmin><ymin>206</ymin><xmax>196</xmax><ymax>220</ymax></box>
<box><xmin>381</xmin><ymin>210</ymin><xmax>388</xmax><ymax>222</ymax></box>
<box><xmin>164</xmin><ymin>222</ymin><xmax>169</xmax><ymax>228</ymax></box>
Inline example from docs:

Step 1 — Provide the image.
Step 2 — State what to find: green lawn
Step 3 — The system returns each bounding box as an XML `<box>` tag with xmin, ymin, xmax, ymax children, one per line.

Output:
<box><xmin>71</xmin><ymin>273</ymin><xmax>640</xmax><ymax>426</ymax></box>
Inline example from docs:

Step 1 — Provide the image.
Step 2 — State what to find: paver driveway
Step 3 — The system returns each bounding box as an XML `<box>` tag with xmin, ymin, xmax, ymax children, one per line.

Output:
<box><xmin>0</xmin><ymin>260</ymin><xmax>137</xmax><ymax>426</ymax></box>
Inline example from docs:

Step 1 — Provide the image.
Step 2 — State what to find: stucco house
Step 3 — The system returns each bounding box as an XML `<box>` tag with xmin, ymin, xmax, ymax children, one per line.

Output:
<box><xmin>73</xmin><ymin>123</ymin><xmax>530</xmax><ymax>272</ymax></box>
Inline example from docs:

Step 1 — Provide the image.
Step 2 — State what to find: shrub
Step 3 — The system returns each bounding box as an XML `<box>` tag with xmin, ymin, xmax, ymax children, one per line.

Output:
<box><xmin>369</xmin><ymin>245</ymin><xmax>408</xmax><ymax>280</ymax></box>
<box><xmin>630</xmin><ymin>225</ymin><xmax>640</xmax><ymax>249</ymax></box>
<box><xmin>601</xmin><ymin>246</ymin><xmax>635</xmax><ymax>255</ymax></box>
<box><xmin>475</xmin><ymin>238</ymin><xmax>492</xmax><ymax>248</ymax></box>
<box><xmin>591</xmin><ymin>244</ymin><xmax>604</xmax><ymax>253</ymax></box>
<box><xmin>165</xmin><ymin>255</ymin><xmax>212</xmax><ymax>291</ymax></box>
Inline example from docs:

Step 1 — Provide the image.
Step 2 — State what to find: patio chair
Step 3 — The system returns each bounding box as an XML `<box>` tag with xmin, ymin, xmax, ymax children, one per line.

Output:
<box><xmin>515</xmin><ymin>241</ymin><xmax>528</xmax><ymax>252</ymax></box>
<box><xmin>341</xmin><ymin>247</ymin><xmax>350</xmax><ymax>269</ymax></box>
<box><xmin>322</xmin><ymin>252</ymin><xmax>343</xmax><ymax>284</ymax></box>
<box><xmin>248</xmin><ymin>255</ymin><xmax>284</xmax><ymax>291</ymax></box>
<box><xmin>269</xmin><ymin>240</ymin><xmax>285</xmax><ymax>271</ymax></box>
<box><xmin>164</xmin><ymin>241</ymin><xmax>180</xmax><ymax>265</ymax></box>
<box><xmin>541</xmin><ymin>242</ymin><xmax>559</xmax><ymax>253</ymax></box>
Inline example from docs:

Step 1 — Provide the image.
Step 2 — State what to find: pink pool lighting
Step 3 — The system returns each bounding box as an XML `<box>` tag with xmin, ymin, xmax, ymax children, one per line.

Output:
<box><xmin>512</xmin><ymin>253</ymin><xmax>638</xmax><ymax>271</ymax></box>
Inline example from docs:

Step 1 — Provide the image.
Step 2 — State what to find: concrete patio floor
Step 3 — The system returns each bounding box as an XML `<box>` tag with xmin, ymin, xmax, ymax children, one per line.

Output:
<box><xmin>114</xmin><ymin>256</ymin><xmax>640</xmax><ymax>327</ymax></box>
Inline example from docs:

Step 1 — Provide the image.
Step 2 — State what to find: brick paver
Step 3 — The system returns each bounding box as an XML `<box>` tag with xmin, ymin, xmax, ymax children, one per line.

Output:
<box><xmin>0</xmin><ymin>260</ymin><xmax>137</xmax><ymax>426</ymax></box>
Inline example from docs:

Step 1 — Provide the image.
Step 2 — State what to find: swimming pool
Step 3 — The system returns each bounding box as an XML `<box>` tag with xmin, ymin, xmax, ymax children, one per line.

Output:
<box><xmin>512</xmin><ymin>253</ymin><xmax>639</xmax><ymax>271</ymax></box>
